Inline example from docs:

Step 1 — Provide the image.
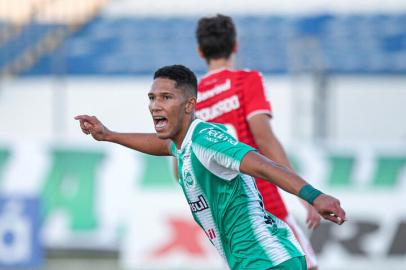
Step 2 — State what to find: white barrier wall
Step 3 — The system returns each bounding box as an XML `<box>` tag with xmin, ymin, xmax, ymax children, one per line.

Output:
<box><xmin>0</xmin><ymin>76</ymin><xmax>405</xmax><ymax>142</ymax></box>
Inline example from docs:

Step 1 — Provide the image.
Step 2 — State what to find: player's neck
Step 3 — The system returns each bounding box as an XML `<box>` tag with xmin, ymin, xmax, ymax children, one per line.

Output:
<box><xmin>173</xmin><ymin>115</ymin><xmax>197</xmax><ymax>149</ymax></box>
<box><xmin>207</xmin><ymin>58</ymin><xmax>234</xmax><ymax>72</ymax></box>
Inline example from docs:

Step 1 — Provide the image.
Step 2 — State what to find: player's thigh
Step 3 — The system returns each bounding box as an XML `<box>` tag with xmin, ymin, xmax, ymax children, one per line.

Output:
<box><xmin>268</xmin><ymin>256</ymin><xmax>307</xmax><ymax>270</ymax></box>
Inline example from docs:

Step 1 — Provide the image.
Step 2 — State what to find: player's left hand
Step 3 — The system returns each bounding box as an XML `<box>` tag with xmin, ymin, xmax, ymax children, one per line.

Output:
<box><xmin>74</xmin><ymin>115</ymin><xmax>110</xmax><ymax>141</ymax></box>
<box><xmin>312</xmin><ymin>194</ymin><xmax>346</xmax><ymax>225</ymax></box>
<box><xmin>305</xmin><ymin>204</ymin><xmax>321</xmax><ymax>230</ymax></box>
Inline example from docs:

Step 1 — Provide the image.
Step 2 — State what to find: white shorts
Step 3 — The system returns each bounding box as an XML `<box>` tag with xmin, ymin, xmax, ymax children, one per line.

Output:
<box><xmin>284</xmin><ymin>215</ymin><xmax>318</xmax><ymax>269</ymax></box>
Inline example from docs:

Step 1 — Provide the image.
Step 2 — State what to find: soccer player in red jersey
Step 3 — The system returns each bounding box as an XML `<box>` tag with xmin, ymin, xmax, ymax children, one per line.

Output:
<box><xmin>195</xmin><ymin>14</ymin><xmax>320</xmax><ymax>269</ymax></box>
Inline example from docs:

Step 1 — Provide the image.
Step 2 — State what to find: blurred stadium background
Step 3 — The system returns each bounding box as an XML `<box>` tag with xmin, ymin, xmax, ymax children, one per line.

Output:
<box><xmin>0</xmin><ymin>0</ymin><xmax>406</xmax><ymax>269</ymax></box>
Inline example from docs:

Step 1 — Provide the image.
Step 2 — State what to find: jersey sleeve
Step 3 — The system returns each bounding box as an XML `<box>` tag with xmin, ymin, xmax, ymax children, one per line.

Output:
<box><xmin>242</xmin><ymin>71</ymin><xmax>272</xmax><ymax>120</ymax></box>
<box><xmin>192</xmin><ymin>126</ymin><xmax>256</xmax><ymax>180</ymax></box>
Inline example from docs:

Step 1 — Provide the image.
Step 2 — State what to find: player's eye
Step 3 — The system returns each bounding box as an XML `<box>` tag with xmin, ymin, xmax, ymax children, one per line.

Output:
<box><xmin>163</xmin><ymin>95</ymin><xmax>171</xmax><ymax>100</ymax></box>
<box><xmin>148</xmin><ymin>95</ymin><xmax>154</xmax><ymax>101</ymax></box>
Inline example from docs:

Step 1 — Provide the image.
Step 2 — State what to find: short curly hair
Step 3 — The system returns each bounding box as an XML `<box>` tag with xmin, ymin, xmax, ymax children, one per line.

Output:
<box><xmin>153</xmin><ymin>65</ymin><xmax>197</xmax><ymax>98</ymax></box>
<box><xmin>196</xmin><ymin>14</ymin><xmax>236</xmax><ymax>62</ymax></box>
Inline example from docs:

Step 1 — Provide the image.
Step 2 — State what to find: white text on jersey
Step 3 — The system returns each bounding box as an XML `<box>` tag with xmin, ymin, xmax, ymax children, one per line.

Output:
<box><xmin>196</xmin><ymin>95</ymin><xmax>240</xmax><ymax>121</ymax></box>
<box><xmin>198</xmin><ymin>79</ymin><xmax>231</xmax><ymax>102</ymax></box>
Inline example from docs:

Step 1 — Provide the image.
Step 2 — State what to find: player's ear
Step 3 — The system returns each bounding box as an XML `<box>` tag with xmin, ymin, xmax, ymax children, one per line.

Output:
<box><xmin>232</xmin><ymin>42</ymin><xmax>239</xmax><ymax>53</ymax></box>
<box><xmin>185</xmin><ymin>97</ymin><xmax>196</xmax><ymax>114</ymax></box>
<box><xmin>197</xmin><ymin>47</ymin><xmax>205</xmax><ymax>59</ymax></box>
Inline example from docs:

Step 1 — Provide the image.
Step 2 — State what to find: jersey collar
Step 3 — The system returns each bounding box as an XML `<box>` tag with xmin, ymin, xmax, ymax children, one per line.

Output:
<box><xmin>201</xmin><ymin>68</ymin><xmax>228</xmax><ymax>80</ymax></box>
<box><xmin>179</xmin><ymin>118</ymin><xmax>202</xmax><ymax>152</ymax></box>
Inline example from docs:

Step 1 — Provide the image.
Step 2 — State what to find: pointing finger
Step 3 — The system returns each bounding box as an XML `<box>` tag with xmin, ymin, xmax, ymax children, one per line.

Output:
<box><xmin>74</xmin><ymin>115</ymin><xmax>94</xmax><ymax>123</ymax></box>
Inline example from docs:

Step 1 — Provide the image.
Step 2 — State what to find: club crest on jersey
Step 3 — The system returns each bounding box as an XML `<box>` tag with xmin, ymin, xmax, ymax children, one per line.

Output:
<box><xmin>188</xmin><ymin>195</ymin><xmax>209</xmax><ymax>213</ymax></box>
<box><xmin>183</xmin><ymin>170</ymin><xmax>195</xmax><ymax>188</ymax></box>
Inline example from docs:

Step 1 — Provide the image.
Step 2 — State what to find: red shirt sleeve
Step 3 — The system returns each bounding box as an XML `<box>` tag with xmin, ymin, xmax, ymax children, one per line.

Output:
<box><xmin>242</xmin><ymin>71</ymin><xmax>272</xmax><ymax>120</ymax></box>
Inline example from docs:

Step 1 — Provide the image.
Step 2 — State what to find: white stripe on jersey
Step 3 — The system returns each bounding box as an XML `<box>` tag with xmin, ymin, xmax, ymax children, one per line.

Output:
<box><xmin>246</xmin><ymin>109</ymin><xmax>272</xmax><ymax>120</ymax></box>
<box><xmin>182</xmin><ymin>144</ymin><xmax>226</xmax><ymax>260</ymax></box>
<box><xmin>192</xmin><ymin>143</ymin><xmax>239</xmax><ymax>181</ymax></box>
<box><xmin>285</xmin><ymin>215</ymin><xmax>317</xmax><ymax>268</ymax></box>
<box><xmin>240</xmin><ymin>174</ymin><xmax>296</xmax><ymax>265</ymax></box>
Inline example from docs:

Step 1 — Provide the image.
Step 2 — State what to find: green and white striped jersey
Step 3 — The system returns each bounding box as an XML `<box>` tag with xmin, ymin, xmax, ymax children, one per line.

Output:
<box><xmin>170</xmin><ymin>119</ymin><xmax>304</xmax><ymax>270</ymax></box>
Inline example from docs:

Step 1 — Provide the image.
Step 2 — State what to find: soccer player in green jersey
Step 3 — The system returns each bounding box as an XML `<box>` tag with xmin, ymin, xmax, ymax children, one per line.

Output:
<box><xmin>75</xmin><ymin>64</ymin><xmax>346</xmax><ymax>270</ymax></box>
<box><xmin>195</xmin><ymin>14</ymin><xmax>320</xmax><ymax>269</ymax></box>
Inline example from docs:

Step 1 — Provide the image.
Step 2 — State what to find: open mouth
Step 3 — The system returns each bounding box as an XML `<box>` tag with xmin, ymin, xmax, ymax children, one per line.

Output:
<box><xmin>153</xmin><ymin>116</ymin><xmax>168</xmax><ymax>130</ymax></box>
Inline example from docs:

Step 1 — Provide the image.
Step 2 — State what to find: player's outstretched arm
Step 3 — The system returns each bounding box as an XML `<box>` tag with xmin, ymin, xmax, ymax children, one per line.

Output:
<box><xmin>74</xmin><ymin>115</ymin><xmax>171</xmax><ymax>156</ymax></box>
<box><xmin>240</xmin><ymin>151</ymin><xmax>346</xmax><ymax>225</ymax></box>
<box><xmin>249</xmin><ymin>114</ymin><xmax>321</xmax><ymax>229</ymax></box>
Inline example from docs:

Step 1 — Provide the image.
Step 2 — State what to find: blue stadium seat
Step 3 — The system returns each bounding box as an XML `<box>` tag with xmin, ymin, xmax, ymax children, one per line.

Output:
<box><xmin>0</xmin><ymin>22</ymin><xmax>67</xmax><ymax>71</ymax></box>
<box><xmin>7</xmin><ymin>14</ymin><xmax>405</xmax><ymax>76</ymax></box>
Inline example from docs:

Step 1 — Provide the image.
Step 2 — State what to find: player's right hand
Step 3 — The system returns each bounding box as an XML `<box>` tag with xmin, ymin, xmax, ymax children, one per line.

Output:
<box><xmin>312</xmin><ymin>194</ymin><xmax>346</xmax><ymax>225</ymax></box>
<box><xmin>74</xmin><ymin>115</ymin><xmax>110</xmax><ymax>141</ymax></box>
<box><xmin>305</xmin><ymin>204</ymin><xmax>321</xmax><ymax>230</ymax></box>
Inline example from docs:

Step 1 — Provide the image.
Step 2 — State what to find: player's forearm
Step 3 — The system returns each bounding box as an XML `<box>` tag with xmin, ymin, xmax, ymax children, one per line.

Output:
<box><xmin>252</xmin><ymin>121</ymin><xmax>319</xmax><ymax>209</ymax></box>
<box><xmin>258</xmin><ymin>138</ymin><xmax>319</xmax><ymax>220</ymax></box>
<box><xmin>241</xmin><ymin>151</ymin><xmax>307</xmax><ymax>196</ymax></box>
<box><xmin>260</xmin><ymin>136</ymin><xmax>317</xmax><ymax>208</ymax></box>
<box><xmin>105</xmin><ymin>131</ymin><xmax>171</xmax><ymax>156</ymax></box>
